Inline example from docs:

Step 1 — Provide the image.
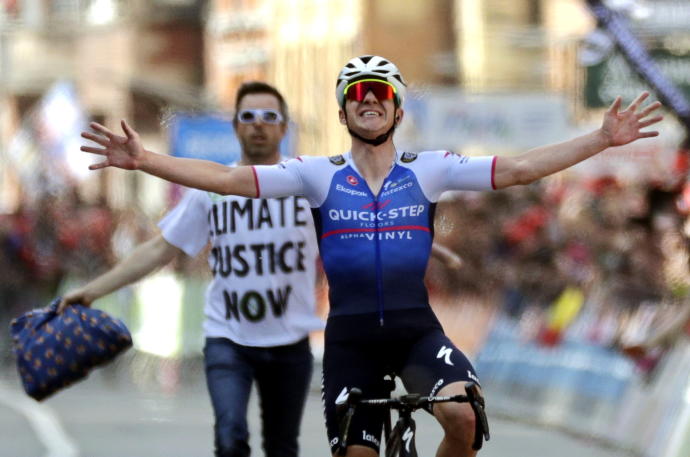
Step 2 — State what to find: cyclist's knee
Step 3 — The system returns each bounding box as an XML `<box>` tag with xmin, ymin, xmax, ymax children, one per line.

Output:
<box><xmin>435</xmin><ymin>402</ymin><xmax>476</xmax><ymax>442</ymax></box>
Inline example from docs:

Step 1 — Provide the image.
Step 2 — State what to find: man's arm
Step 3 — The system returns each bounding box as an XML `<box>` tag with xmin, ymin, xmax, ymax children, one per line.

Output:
<box><xmin>493</xmin><ymin>92</ymin><xmax>663</xmax><ymax>189</ymax></box>
<box><xmin>81</xmin><ymin>120</ymin><xmax>258</xmax><ymax>197</ymax></box>
<box><xmin>58</xmin><ymin>234</ymin><xmax>182</xmax><ymax>312</ymax></box>
<box><xmin>431</xmin><ymin>242</ymin><xmax>463</xmax><ymax>270</ymax></box>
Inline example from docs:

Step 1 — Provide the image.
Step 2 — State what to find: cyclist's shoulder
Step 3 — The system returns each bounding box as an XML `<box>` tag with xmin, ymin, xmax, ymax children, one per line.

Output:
<box><xmin>397</xmin><ymin>150</ymin><xmax>478</xmax><ymax>175</ymax></box>
<box><xmin>399</xmin><ymin>150</ymin><xmax>462</xmax><ymax>163</ymax></box>
<box><xmin>279</xmin><ymin>154</ymin><xmax>350</xmax><ymax>179</ymax></box>
<box><xmin>279</xmin><ymin>154</ymin><xmax>348</xmax><ymax>167</ymax></box>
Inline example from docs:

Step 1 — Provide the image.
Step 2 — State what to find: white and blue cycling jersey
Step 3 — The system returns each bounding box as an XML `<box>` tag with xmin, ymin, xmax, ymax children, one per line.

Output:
<box><xmin>253</xmin><ymin>150</ymin><xmax>496</xmax><ymax>324</ymax></box>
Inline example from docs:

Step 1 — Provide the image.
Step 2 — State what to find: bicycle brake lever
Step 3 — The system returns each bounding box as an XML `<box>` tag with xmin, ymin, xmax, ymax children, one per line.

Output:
<box><xmin>465</xmin><ymin>382</ymin><xmax>490</xmax><ymax>450</ymax></box>
<box><xmin>336</xmin><ymin>388</ymin><xmax>362</xmax><ymax>455</ymax></box>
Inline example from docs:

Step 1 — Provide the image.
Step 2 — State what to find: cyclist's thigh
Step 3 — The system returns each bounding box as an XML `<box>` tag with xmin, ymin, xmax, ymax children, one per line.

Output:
<box><xmin>400</xmin><ymin>329</ymin><xmax>480</xmax><ymax>399</ymax></box>
<box><xmin>323</xmin><ymin>341</ymin><xmax>389</xmax><ymax>456</ymax></box>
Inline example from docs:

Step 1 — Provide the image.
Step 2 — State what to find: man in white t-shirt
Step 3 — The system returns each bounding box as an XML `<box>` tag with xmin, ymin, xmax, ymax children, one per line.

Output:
<box><xmin>59</xmin><ymin>82</ymin><xmax>323</xmax><ymax>457</ymax></box>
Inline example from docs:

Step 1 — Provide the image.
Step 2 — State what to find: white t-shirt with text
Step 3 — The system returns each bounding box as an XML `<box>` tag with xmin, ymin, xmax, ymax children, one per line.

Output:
<box><xmin>158</xmin><ymin>188</ymin><xmax>323</xmax><ymax>347</ymax></box>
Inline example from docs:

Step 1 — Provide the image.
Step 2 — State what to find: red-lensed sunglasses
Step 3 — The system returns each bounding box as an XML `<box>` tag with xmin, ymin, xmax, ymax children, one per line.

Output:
<box><xmin>344</xmin><ymin>79</ymin><xmax>397</xmax><ymax>103</ymax></box>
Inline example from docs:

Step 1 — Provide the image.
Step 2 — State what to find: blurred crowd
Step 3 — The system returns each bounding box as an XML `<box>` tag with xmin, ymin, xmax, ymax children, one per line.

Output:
<box><xmin>428</xmin><ymin>160</ymin><xmax>690</xmax><ymax>378</ymax></box>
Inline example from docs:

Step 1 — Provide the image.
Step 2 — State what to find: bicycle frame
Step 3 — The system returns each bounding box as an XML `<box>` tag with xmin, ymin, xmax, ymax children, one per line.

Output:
<box><xmin>384</xmin><ymin>402</ymin><xmax>419</xmax><ymax>457</ymax></box>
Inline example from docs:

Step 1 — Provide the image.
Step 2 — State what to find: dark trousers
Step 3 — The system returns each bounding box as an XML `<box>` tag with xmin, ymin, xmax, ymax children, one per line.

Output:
<box><xmin>203</xmin><ymin>336</ymin><xmax>313</xmax><ymax>457</ymax></box>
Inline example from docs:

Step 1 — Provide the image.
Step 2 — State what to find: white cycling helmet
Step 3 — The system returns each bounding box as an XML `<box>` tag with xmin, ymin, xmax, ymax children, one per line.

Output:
<box><xmin>335</xmin><ymin>55</ymin><xmax>407</xmax><ymax>107</ymax></box>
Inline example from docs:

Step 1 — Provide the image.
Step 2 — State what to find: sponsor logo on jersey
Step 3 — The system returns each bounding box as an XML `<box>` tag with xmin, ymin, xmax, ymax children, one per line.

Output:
<box><xmin>444</xmin><ymin>150</ymin><xmax>469</xmax><ymax>163</ymax></box>
<box><xmin>328</xmin><ymin>205</ymin><xmax>425</xmax><ymax>222</ymax></box>
<box><xmin>329</xmin><ymin>155</ymin><xmax>346</xmax><ymax>166</ymax></box>
<box><xmin>335</xmin><ymin>184</ymin><xmax>367</xmax><ymax>197</ymax></box>
<box><xmin>382</xmin><ymin>175</ymin><xmax>412</xmax><ymax>191</ymax></box>
<box><xmin>381</xmin><ymin>181</ymin><xmax>413</xmax><ymax>197</ymax></box>
<box><xmin>347</xmin><ymin>175</ymin><xmax>359</xmax><ymax>186</ymax></box>
<box><xmin>400</xmin><ymin>152</ymin><xmax>418</xmax><ymax>163</ymax></box>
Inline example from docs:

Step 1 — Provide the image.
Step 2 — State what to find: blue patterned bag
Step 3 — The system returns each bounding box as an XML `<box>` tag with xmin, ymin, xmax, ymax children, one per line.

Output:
<box><xmin>10</xmin><ymin>298</ymin><xmax>133</xmax><ymax>401</ymax></box>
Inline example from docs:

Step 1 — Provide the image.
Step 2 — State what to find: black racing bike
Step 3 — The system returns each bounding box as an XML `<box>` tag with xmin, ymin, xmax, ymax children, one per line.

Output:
<box><xmin>336</xmin><ymin>379</ymin><xmax>490</xmax><ymax>457</ymax></box>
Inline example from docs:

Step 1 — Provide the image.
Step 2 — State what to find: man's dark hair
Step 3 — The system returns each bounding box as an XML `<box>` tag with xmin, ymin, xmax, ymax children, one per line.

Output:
<box><xmin>234</xmin><ymin>81</ymin><xmax>289</xmax><ymax>125</ymax></box>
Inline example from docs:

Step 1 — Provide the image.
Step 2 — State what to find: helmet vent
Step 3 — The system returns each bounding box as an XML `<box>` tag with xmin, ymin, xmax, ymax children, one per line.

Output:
<box><xmin>360</xmin><ymin>55</ymin><xmax>374</xmax><ymax>64</ymax></box>
<box><xmin>377</xmin><ymin>60</ymin><xmax>390</xmax><ymax>66</ymax></box>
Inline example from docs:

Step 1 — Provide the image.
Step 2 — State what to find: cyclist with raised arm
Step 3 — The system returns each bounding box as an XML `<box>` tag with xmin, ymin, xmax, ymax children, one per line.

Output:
<box><xmin>79</xmin><ymin>56</ymin><xmax>663</xmax><ymax>457</ymax></box>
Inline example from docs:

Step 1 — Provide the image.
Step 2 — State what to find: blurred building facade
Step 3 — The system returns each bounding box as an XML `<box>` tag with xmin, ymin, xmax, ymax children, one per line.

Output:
<box><xmin>0</xmin><ymin>0</ymin><xmax>206</xmax><ymax>214</ymax></box>
<box><xmin>2</xmin><ymin>0</ymin><xmax>687</xmax><ymax>213</ymax></box>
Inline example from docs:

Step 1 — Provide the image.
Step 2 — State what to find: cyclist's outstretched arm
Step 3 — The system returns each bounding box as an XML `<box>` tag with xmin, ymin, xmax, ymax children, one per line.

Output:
<box><xmin>81</xmin><ymin>120</ymin><xmax>258</xmax><ymax>197</ymax></box>
<box><xmin>493</xmin><ymin>92</ymin><xmax>663</xmax><ymax>189</ymax></box>
<box><xmin>58</xmin><ymin>234</ymin><xmax>182</xmax><ymax>313</ymax></box>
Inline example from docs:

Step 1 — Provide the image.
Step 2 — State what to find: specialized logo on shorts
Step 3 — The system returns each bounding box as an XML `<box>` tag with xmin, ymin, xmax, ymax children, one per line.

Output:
<box><xmin>346</xmin><ymin>175</ymin><xmax>359</xmax><ymax>186</ymax></box>
<box><xmin>335</xmin><ymin>387</ymin><xmax>349</xmax><ymax>405</ymax></box>
<box><xmin>329</xmin><ymin>155</ymin><xmax>346</xmax><ymax>166</ymax></box>
<box><xmin>430</xmin><ymin>378</ymin><xmax>444</xmax><ymax>397</ymax></box>
<box><xmin>400</xmin><ymin>152</ymin><xmax>418</xmax><ymax>163</ymax></box>
<box><xmin>402</xmin><ymin>427</ymin><xmax>414</xmax><ymax>452</ymax></box>
<box><xmin>437</xmin><ymin>346</ymin><xmax>454</xmax><ymax>366</ymax></box>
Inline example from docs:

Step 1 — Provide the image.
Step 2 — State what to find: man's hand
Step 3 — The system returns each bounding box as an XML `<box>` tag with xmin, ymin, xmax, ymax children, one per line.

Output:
<box><xmin>57</xmin><ymin>288</ymin><xmax>94</xmax><ymax>314</ymax></box>
<box><xmin>81</xmin><ymin>120</ymin><xmax>148</xmax><ymax>171</ymax></box>
<box><xmin>600</xmin><ymin>91</ymin><xmax>663</xmax><ymax>148</ymax></box>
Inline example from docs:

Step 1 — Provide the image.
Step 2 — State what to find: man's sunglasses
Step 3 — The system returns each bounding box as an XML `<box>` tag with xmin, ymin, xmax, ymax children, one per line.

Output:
<box><xmin>343</xmin><ymin>79</ymin><xmax>397</xmax><ymax>103</ymax></box>
<box><xmin>236</xmin><ymin>109</ymin><xmax>284</xmax><ymax>124</ymax></box>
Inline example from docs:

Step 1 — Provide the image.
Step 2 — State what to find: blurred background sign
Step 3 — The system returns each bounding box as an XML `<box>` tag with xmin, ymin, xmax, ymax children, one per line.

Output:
<box><xmin>585</xmin><ymin>49</ymin><xmax>690</xmax><ymax>109</ymax></box>
<box><xmin>398</xmin><ymin>90</ymin><xmax>572</xmax><ymax>155</ymax></box>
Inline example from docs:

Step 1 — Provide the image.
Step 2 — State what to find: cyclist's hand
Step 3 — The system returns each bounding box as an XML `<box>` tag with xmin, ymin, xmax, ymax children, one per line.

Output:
<box><xmin>81</xmin><ymin>120</ymin><xmax>148</xmax><ymax>171</ymax></box>
<box><xmin>600</xmin><ymin>92</ymin><xmax>662</xmax><ymax>148</ymax></box>
<box><xmin>57</xmin><ymin>288</ymin><xmax>94</xmax><ymax>314</ymax></box>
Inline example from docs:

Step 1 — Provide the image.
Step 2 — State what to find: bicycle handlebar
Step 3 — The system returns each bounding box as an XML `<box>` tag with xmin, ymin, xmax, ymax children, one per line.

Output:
<box><xmin>336</xmin><ymin>381</ymin><xmax>490</xmax><ymax>454</ymax></box>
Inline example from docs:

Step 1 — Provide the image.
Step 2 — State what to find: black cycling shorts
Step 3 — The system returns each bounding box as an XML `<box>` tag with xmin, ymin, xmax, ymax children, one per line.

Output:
<box><xmin>322</xmin><ymin>308</ymin><xmax>480</xmax><ymax>454</ymax></box>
